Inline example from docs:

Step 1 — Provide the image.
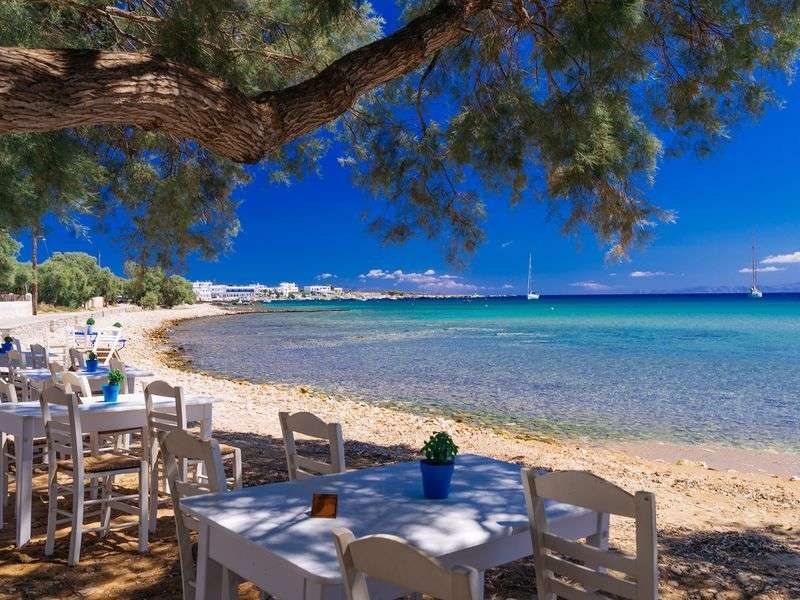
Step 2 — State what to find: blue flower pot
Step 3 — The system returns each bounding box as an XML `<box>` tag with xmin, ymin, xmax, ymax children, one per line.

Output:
<box><xmin>102</xmin><ymin>383</ymin><xmax>120</xmax><ymax>403</ymax></box>
<box><xmin>420</xmin><ymin>460</ymin><xmax>455</xmax><ymax>499</ymax></box>
<box><xmin>85</xmin><ymin>358</ymin><xmax>99</xmax><ymax>372</ymax></box>
<box><xmin>1</xmin><ymin>342</ymin><xmax>12</xmax><ymax>352</ymax></box>
<box><xmin>86</xmin><ymin>325</ymin><xmax>95</xmax><ymax>335</ymax></box>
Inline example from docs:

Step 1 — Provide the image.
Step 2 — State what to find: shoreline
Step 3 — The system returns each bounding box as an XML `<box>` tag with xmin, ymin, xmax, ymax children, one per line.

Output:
<box><xmin>160</xmin><ymin>307</ymin><xmax>799</xmax><ymax>478</ymax></box>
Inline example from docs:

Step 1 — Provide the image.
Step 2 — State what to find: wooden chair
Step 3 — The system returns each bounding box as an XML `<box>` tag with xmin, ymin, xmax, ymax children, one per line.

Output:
<box><xmin>0</xmin><ymin>382</ymin><xmax>47</xmax><ymax>527</ymax></box>
<box><xmin>61</xmin><ymin>371</ymin><xmax>94</xmax><ymax>399</ymax></box>
<box><xmin>279</xmin><ymin>411</ymin><xmax>346</xmax><ymax>480</ymax></box>
<box><xmin>68</xmin><ymin>347</ymin><xmax>85</xmax><ymax>370</ymax></box>
<box><xmin>91</xmin><ymin>328</ymin><xmax>122</xmax><ymax>366</ymax></box>
<box><xmin>49</xmin><ymin>361</ymin><xmax>66</xmax><ymax>387</ymax></box>
<box><xmin>6</xmin><ymin>351</ymin><xmax>29</xmax><ymax>402</ymax></box>
<box><xmin>521</xmin><ymin>469</ymin><xmax>658</xmax><ymax>600</ymax></box>
<box><xmin>161</xmin><ymin>430</ymin><xmax>233</xmax><ymax>600</ymax></box>
<box><xmin>333</xmin><ymin>528</ymin><xmax>482</xmax><ymax>600</ymax></box>
<box><xmin>29</xmin><ymin>343</ymin><xmax>49</xmax><ymax>369</ymax></box>
<box><xmin>144</xmin><ymin>381</ymin><xmax>242</xmax><ymax>529</ymax></box>
<box><xmin>39</xmin><ymin>386</ymin><xmax>149</xmax><ymax>565</ymax></box>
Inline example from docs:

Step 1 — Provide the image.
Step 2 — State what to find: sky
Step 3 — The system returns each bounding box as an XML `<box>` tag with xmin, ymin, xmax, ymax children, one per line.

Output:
<box><xmin>15</xmin><ymin>3</ymin><xmax>800</xmax><ymax>295</ymax></box>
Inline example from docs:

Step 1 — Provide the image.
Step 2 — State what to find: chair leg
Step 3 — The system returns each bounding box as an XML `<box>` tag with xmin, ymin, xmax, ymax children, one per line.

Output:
<box><xmin>232</xmin><ymin>449</ymin><xmax>242</xmax><ymax>490</ymax></box>
<box><xmin>44</xmin><ymin>466</ymin><xmax>59</xmax><ymax>556</ymax></box>
<box><xmin>100</xmin><ymin>475</ymin><xmax>113</xmax><ymax>537</ymax></box>
<box><xmin>149</xmin><ymin>459</ymin><xmax>160</xmax><ymax>533</ymax></box>
<box><xmin>0</xmin><ymin>436</ymin><xmax>8</xmax><ymax>527</ymax></box>
<box><xmin>138</xmin><ymin>462</ymin><xmax>149</xmax><ymax>554</ymax></box>
<box><xmin>68</xmin><ymin>478</ymin><xmax>85</xmax><ymax>566</ymax></box>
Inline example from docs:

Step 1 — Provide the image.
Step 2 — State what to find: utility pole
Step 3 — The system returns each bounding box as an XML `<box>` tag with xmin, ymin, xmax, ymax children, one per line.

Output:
<box><xmin>31</xmin><ymin>222</ymin><xmax>40</xmax><ymax>315</ymax></box>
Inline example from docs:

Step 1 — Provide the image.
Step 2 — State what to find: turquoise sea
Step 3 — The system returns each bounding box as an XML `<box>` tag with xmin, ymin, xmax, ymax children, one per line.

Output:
<box><xmin>170</xmin><ymin>295</ymin><xmax>800</xmax><ymax>452</ymax></box>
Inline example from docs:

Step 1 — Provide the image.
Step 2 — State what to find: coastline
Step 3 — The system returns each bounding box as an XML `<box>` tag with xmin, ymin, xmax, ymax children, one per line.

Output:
<box><xmin>5</xmin><ymin>304</ymin><xmax>799</xmax><ymax>597</ymax></box>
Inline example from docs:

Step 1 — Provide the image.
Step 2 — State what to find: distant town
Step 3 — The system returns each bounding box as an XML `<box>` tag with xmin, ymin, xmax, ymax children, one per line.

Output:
<box><xmin>190</xmin><ymin>281</ymin><xmax>451</xmax><ymax>303</ymax></box>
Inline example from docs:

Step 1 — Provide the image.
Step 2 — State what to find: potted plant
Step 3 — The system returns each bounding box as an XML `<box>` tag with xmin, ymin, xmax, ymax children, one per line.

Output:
<box><xmin>1</xmin><ymin>335</ymin><xmax>13</xmax><ymax>353</ymax></box>
<box><xmin>85</xmin><ymin>351</ymin><xmax>99</xmax><ymax>372</ymax></box>
<box><xmin>420</xmin><ymin>431</ymin><xmax>459</xmax><ymax>499</ymax></box>
<box><xmin>102</xmin><ymin>368</ymin><xmax>124</xmax><ymax>403</ymax></box>
<box><xmin>113</xmin><ymin>321</ymin><xmax>122</xmax><ymax>328</ymax></box>
<box><xmin>86</xmin><ymin>317</ymin><xmax>96</xmax><ymax>335</ymax></box>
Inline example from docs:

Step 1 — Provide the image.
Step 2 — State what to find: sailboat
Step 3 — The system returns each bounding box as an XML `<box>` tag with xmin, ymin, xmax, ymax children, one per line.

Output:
<box><xmin>527</xmin><ymin>253</ymin><xmax>540</xmax><ymax>300</ymax></box>
<box><xmin>749</xmin><ymin>240</ymin><xmax>763</xmax><ymax>299</ymax></box>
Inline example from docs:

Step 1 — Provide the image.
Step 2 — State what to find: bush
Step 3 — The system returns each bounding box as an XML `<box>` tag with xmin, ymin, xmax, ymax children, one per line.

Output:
<box><xmin>139</xmin><ymin>290</ymin><xmax>160</xmax><ymax>310</ymax></box>
<box><xmin>38</xmin><ymin>252</ymin><xmax>125</xmax><ymax>308</ymax></box>
<box><xmin>124</xmin><ymin>261</ymin><xmax>195</xmax><ymax>308</ymax></box>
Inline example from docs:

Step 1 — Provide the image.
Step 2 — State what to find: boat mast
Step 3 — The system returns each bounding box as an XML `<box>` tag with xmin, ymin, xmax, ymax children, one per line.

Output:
<box><xmin>527</xmin><ymin>254</ymin><xmax>532</xmax><ymax>295</ymax></box>
<box><xmin>752</xmin><ymin>240</ymin><xmax>757</xmax><ymax>290</ymax></box>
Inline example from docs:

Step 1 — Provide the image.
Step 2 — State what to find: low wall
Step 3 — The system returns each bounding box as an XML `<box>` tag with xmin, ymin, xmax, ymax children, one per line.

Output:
<box><xmin>0</xmin><ymin>300</ymin><xmax>32</xmax><ymax>322</ymax></box>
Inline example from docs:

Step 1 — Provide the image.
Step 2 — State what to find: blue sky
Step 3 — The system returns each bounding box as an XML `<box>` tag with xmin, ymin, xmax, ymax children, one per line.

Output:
<box><xmin>16</xmin><ymin>3</ymin><xmax>800</xmax><ymax>295</ymax></box>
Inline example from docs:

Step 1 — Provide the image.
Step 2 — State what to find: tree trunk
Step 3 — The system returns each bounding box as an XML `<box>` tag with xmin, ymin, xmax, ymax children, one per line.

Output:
<box><xmin>0</xmin><ymin>0</ymin><xmax>490</xmax><ymax>163</ymax></box>
<box><xmin>31</xmin><ymin>223</ymin><xmax>39</xmax><ymax>316</ymax></box>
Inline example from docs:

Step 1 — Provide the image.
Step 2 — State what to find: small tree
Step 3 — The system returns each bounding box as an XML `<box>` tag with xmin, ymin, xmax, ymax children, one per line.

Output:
<box><xmin>0</xmin><ymin>231</ymin><xmax>20</xmax><ymax>293</ymax></box>
<box><xmin>161</xmin><ymin>275</ymin><xmax>195</xmax><ymax>308</ymax></box>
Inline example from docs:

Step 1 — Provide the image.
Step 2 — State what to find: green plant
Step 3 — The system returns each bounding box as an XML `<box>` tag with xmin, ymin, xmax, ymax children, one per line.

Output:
<box><xmin>3</xmin><ymin>335</ymin><xmax>12</xmax><ymax>344</ymax></box>
<box><xmin>421</xmin><ymin>432</ymin><xmax>459</xmax><ymax>465</ymax></box>
<box><xmin>87</xmin><ymin>351</ymin><xmax>97</xmax><ymax>361</ymax></box>
<box><xmin>86</xmin><ymin>317</ymin><xmax>95</xmax><ymax>325</ymax></box>
<box><xmin>113</xmin><ymin>322</ymin><xmax>122</xmax><ymax>328</ymax></box>
<box><xmin>107</xmin><ymin>369</ymin><xmax>124</xmax><ymax>387</ymax></box>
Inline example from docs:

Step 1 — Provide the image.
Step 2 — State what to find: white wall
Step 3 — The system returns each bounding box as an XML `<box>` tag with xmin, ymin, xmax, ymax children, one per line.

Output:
<box><xmin>0</xmin><ymin>300</ymin><xmax>32</xmax><ymax>321</ymax></box>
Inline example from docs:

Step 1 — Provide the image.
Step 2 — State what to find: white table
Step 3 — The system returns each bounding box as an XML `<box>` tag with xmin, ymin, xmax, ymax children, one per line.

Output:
<box><xmin>182</xmin><ymin>454</ymin><xmax>608</xmax><ymax>600</ymax></box>
<box><xmin>0</xmin><ymin>392</ymin><xmax>215</xmax><ymax>547</ymax></box>
<box><xmin>19</xmin><ymin>365</ymin><xmax>154</xmax><ymax>394</ymax></box>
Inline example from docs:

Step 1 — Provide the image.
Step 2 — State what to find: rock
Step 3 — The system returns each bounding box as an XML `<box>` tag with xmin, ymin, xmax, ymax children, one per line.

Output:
<box><xmin>676</xmin><ymin>458</ymin><xmax>707</xmax><ymax>468</ymax></box>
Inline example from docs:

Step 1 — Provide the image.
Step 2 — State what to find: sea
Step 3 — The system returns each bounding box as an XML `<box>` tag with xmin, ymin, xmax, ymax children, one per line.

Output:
<box><xmin>169</xmin><ymin>294</ymin><xmax>800</xmax><ymax>453</ymax></box>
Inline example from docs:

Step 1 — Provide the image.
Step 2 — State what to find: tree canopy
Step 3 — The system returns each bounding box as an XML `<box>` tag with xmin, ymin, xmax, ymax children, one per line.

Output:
<box><xmin>0</xmin><ymin>1</ymin><xmax>798</xmax><ymax>262</ymax></box>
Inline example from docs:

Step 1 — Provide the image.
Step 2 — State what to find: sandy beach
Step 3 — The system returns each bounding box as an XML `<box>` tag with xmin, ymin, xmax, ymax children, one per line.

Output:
<box><xmin>1</xmin><ymin>304</ymin><xmax>799</xmax><ymax>599</ymax></box>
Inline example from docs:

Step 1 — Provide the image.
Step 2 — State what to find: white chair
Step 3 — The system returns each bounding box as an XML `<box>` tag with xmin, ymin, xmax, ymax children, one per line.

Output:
<box><xmin>521</xmin><ymin>469</ymin><xmax>658</xmax><ymax>600</ymax></box>
<box><xmin>68</xmin><ymin>347</ymin><xmax>85</xmax><ymax>370</ymax></box>
<box><xmin>11</xmin><ymin>338</ymin><xmax>21</xmax><ymax>352</ymax></box>
<box><xmin>49</xmin><ymin>361</ymin><xmax>66</xmax><ymax>387</ymax></box>
<box><xmin>61</xmin><ymin>371</ymin><xmax>94</xmax><ymax>399</ymax></box>
<box><xmin>279</xmin><ymin>411</ymin><xmax>346</xmax><ymax>480</ymax></box>
<box><xmin>161</xmin><ymin>430</ymin><xmax>232</xmax><ymax>600</ymax></box>
<box><xmin>39</xmin><ymin>386</ymin><xmax>149</xmax><ymax>566</ymax></box>
<box><xmin>0</xmin><ymin>382</ymin><xmax>47</xmax><ymax>527</ymax></box>
<box><xmin>6</xmin><ymin>351</ymin><xmax>29</xmax><ymax>402</ymax></box>
<box><xmin>91</xmin><ymin>328</ymin><xmax>122</xmax><ymax>366</ymax></box>
<box><xmin>29</xmin><ymin>343</ymin><xmax>48</xmax><ymax>369</ymax></box>
<box><xmin>333</xmin><ymin>528</ymin><xmax>482</xmax><ymax>600</ymax></box>
<box><xmin>144</xmin><ymin>381</ymin><xmax>242</xmax><ymax>529</ymax></box>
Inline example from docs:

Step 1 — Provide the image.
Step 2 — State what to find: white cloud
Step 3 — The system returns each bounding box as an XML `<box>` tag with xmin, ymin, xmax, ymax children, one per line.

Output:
<box><xmin>630</xmin><ymin>271</ymin><xmax>669</xmax><ymax>278</ymax></box>
<box><xmin>762</xmin><ymin>251</ymin><xmax>800</xmax><ymax>265</ymax></box>
<box><xmin>315</xmin><ymin>272</ymin><xmax>337</xmax><ymax>280</ymax></box>
<box><xmin>358</xmin><ymin>268</ymin><xmax>476</xmax><ymax>292</ymax></box>
<box><xmin>501</xmin><ymin>241</ymin><xmax>514</xmax><ymax>248</ymax></box>
<box><xmin>502</xmin><ymin>284</ymin><xmax>514</xmax><ymax>289</ymax></box>
<box><xmin>738</xmin><ymin>266</ymin><xmax>785</xmax><ymax>273</ymax></box>
<box><xmin>570</xmin><ymin>281</ymin><xmax>611</xmax><ymax>290</ymax></box>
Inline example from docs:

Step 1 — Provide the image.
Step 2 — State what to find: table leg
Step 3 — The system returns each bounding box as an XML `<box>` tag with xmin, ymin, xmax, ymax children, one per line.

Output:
<box><xmin>585</xmin><ymin>512</ymin><xmax>610</xmax><ymax>576</ymax></box>
<box><xmin>126</xmin><ymin>375</ymin><xmax>135</xmax><ymax>394</ymax></box>
<box><xmin>196</xmin><ymin>522</ymin><xmax>224</xmax><ymax>600</ymax></box>
<box><xmin>14</xmin><ymin>420</ymin><xmax>34</xmax><ymax>547</ymax></box>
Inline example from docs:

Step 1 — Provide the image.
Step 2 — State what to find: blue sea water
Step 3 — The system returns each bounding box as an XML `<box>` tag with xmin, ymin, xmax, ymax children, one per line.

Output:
<box><xmin>170</xmin><ymin>295</ymin><xmax>800</xmax><ymax>452</ymax></box>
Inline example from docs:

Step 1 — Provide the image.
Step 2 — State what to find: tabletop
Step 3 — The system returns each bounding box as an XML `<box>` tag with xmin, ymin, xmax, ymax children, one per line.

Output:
<box><xmin>182</xmin><ymin>454</ymin><xmax>592</xmax><ymax>583</ymax></box>
<box><xmin>16</xmin><ymin>365</ymin><xmax>153</xmax><ymax>381</ymax></box>
<box><xmin>0</xmin><ymin>392</ymin><xmax>216</xmax><ymax>419</ymax></box>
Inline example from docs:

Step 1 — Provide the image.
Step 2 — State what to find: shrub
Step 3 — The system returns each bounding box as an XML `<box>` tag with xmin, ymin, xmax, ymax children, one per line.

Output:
<box><xmin>421</xmin><ymin>432</ymin><xmax>459</xmax><ymax>465</ymax></box>
<box><xmin>140</xmin><ymin>290</ymin><xmax>160</xmax><ymax>310</ymax></box>
<box><xmin>107</xmin><ymin>369</ymin><xmax>124</xmax><ymax>386</ymax></box>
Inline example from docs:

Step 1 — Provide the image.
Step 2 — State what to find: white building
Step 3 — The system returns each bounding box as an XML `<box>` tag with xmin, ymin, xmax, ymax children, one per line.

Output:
<box><xmin>276</xmin><ymin>282</ymin><xmax>299</xmax><ymax>297</ymax></box>
<box><xmin>303</xmin><ymin>285</ymin><xmax>334</xmax><ymax>295</ymax></box>
<box><xmin>192</xmin><ymin>281</ymin><xmax>267</xmax><ymax>302</ymax></box>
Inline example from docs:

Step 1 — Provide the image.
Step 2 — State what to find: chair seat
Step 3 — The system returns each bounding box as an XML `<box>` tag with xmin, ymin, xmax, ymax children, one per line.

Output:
<box><xmin>218</xmin><ymin>443</ymin><xmax>240</xmax><ymax>457</ymax></box>
<box><xmin>58</xmin><ymin>453</ymin><xmax>142</xmax><ymax>473</ymax></box>
<box><xmin>4</xmin><ymin>437</ymin><xmax>48</xmax><ymax>454</ymax></box>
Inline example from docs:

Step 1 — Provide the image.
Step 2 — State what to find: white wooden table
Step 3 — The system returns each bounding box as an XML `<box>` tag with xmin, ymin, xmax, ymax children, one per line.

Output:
<box><xmin>19</xmin><ymin>365</ymin><xmax>154</xmax><ymax>394</ymax></box>
<box><xmin>182</xmin><ymin>454</ymin><xmax>608</xmax><ymax>600</ymax></box>
<box><xmin>0</xmin><ymin>392</ymin><xmax>215</xmax><ymax>547</ymax></box>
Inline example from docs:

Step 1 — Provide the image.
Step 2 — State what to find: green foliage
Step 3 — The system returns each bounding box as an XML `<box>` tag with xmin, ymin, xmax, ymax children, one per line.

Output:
<box><xmin>3</xmin><ymin>336</ymin><xmax>12</xmax><ymax>344</ymax></box>
<box><xmin>107</xmin><ymin>369</ymin><xmax>124</xmax><ymax>386</ymax></box>
<box><xmin>0</xmin><ymin>231</ymin><xmax>21</xmax><ymax>292</ymax></box>
<box><xmin>113</xmin><ymin>322</ymin><xmax>122</xmax><ymax>328</ymax></box>
<box><xmin>421</xmin><ymin>431</ymin><xmax>459</xmax><ymax>465</ymax></box>
<box><xmin>37</xmin><ymin>253</ymin><xmax>123</xmax><ymax>308</ymax></box>
<box><xmin>87</xmin><ymin>351</ymin><xmax>97</xmax><ymax>361</ymax></box>
<box><xmin>124</xmin><ymin>261</ymin><xmax>195</xmax><ymax>308</ymax></box>
<box><xmin>86</xmin><ymin>317</ymin><xmax>95</xmax><ymax>325</ymax></box>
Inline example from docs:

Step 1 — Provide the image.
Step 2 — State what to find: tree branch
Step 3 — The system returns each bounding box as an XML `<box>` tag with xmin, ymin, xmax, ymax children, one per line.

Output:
<box><xmin>0</xmin><ymin>0</ymin><xmax>492</xmax><ymax>162</ymax></box>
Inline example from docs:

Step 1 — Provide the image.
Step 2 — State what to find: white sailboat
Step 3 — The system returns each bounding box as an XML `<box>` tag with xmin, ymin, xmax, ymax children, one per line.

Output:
<box><xmin>749</xmin><ymin>240</ymin><xmax>763</xmax><ymax>299</ymax></box>
<box><xmin>527</xmin><ymin>253</ymin><xmax>540</xmax><ymax>300</ymax></box>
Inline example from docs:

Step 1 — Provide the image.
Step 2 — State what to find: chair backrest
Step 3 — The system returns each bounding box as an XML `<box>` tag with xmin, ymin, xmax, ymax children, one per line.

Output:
<box><xmin>29</xmin><ymin>343</ymin><xmax>48</xmax><ymax>369</ymax></box>
<box><xmin>279</xmin><ymin>411</ymin><xmax>346</xmax><ymax>480</ymax></box>
<box><xmin>11</xmin><ymin>338</ymin><xmax>21</xmax><ymax>352</ymax></box>
<box><xmin>333</xmin><ymin>528</ymin><xmax>482</xmax><ymax>600</ymax></box>
<box><xmin>49</xmin><ymin>361</ymin><xmax>66</xmax><ymax>385</ymax></box>
<box><xmin>521</xmin><ymin>469</ymin><xmax>658</xmax><ymax>600</ymax></box>
<box><xmin>144</xmin><ymin>380</ymin><xmax>188</xmax><ymax>441</ymax></box>
<box><xmin>161</xmin><ymin>429</ymin><xmax>226</xmax><ymax>594</ymax></box>
<box><xmin>6</xmin><ymin>350</ymin><xmax>25</xmax><ymax>369</ymax></box>
<box><xmin>39</xmin><ymin>386</ymin><xmax>86</xmax><ymax>469</ymax></box>
<box><xmin>0</xmin><ymin>380</ymin><xmax>18</xmax><ymax>403</ymax></box>
<box><xmin>91</xmin><ymin>328</ymin><xmax>122</xmax><ymax>365</ymax></box>
<box><xmin>68</xmin><ymin>347</ymin><xmax>86</xmax><ymax>369</ymax></box>
<box><xmin>109</xmin><ymin>355</ymin><xmax>126</xmax><ymax>373</ymax></box>
<box><xmin>62</xmin><ymin>371</ymin><xmax>94</xmax><ymax>400</ymax></box>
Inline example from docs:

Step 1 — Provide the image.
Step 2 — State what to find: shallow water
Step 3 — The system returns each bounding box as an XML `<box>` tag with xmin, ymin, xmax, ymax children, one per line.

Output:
<box><xmin>170</xmin><ymin>295</ymin><xmax>800</xmax><ymax>452</ymax></box>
